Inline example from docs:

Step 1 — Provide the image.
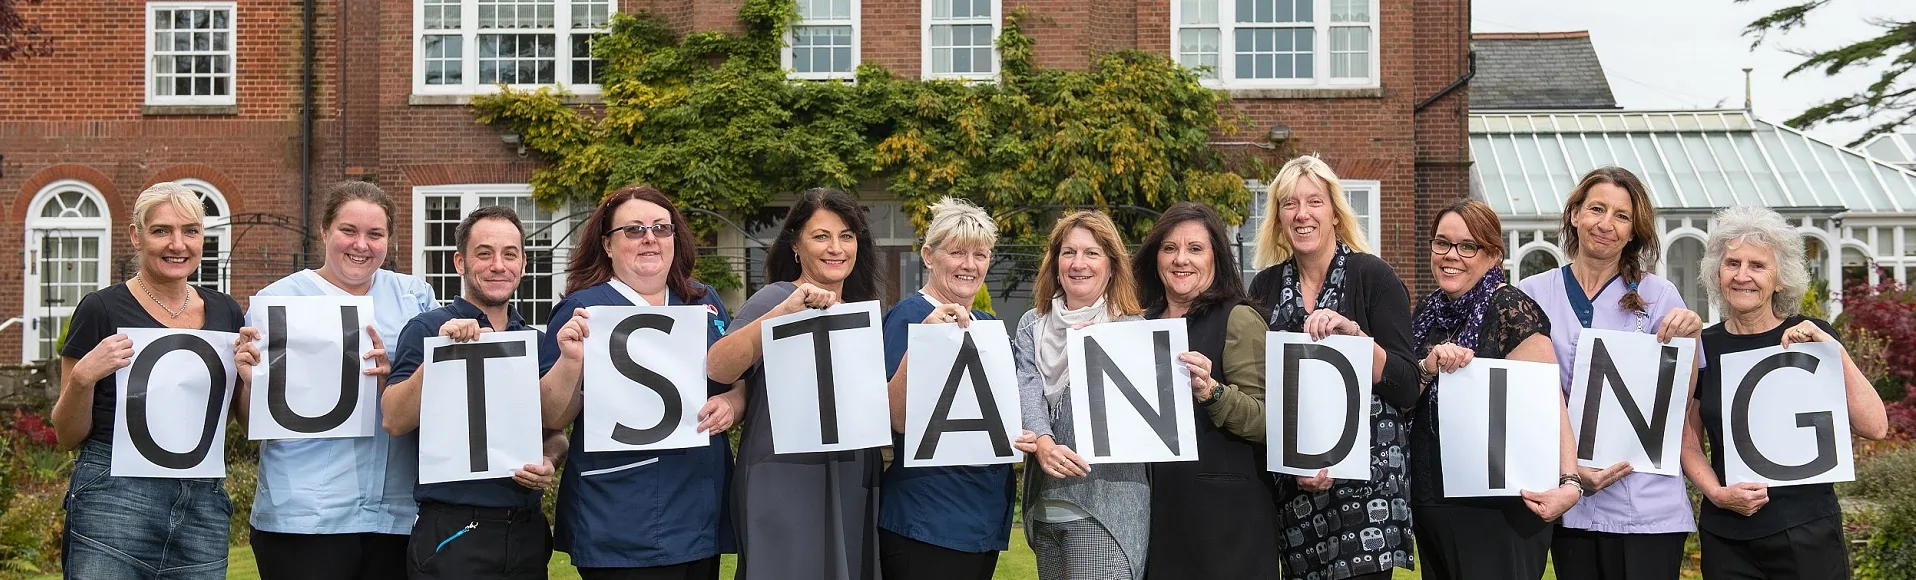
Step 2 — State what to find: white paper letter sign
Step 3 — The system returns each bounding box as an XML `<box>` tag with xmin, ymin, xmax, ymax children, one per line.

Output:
<box><xmin>762</xmin><ymin>300</ymin><xmax>890</xmax><ymax>453</ymax></box>
<box><xmin>1266</xmin><ymin>332</ymin><xmax>1375</xmax><ymax>480</ymax></box>
<box><xmin>1437</xmin><ymin>359</ymin><xmax>1561</xmax><ymax>497</ymax></box>
<box><xmin>112</xmin><ymin>328</ymin><xmax>239</xmax><ymax>478</ymax></box>
<box><xmin>246</xmin><ymin>295</ymin><xmax>378</xmax><ymax>440</ymax></box>
<box><xmin>1566</xmin><ymin>329</ymin><xmax>1695</xmax><ymax>475</ymax></box>
<box><xmin>418</xmin><ymin>330</ymin><xmax>543</xmax><ymax>484</ymax></box>
<box><xmin>583</xmin><ymin>305</ymin><xmax>709</xmax><ymax>452</ymax></box>
<box><xmin>904</xmin><ymin>320</ymin><xmax>1022</xmax><ymax>467</ymax></box>
<box><xmin>1720</xmin><ymin>342</ymin><xmax>1854</xmax><ymax>487</ymax></box>
<box><xmin>1067</xmin><ymin>318</ymin><xmax>1198</xmax><ymax>464</ymax></box>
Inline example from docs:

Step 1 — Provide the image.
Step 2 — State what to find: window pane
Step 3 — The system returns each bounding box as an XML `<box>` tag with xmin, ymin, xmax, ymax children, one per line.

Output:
<box><xmin>1331</xmin><ymin>27</ymin><xmax>1369</xmax><ymax>78</ymax></box>
<box><xmin>213</xmin><ymin>8</ymin><xmax>229</xmax><ymax>29</ymax></box>
<box><xmin>1178</xmin><ymin>28</ymin><xmax>1220</xmax><ymax>78</ymax></box>
<box><xmin>1180</xmin><ymin>0</ymin><xmax>1219</xmax><ymax>24</ymax></box>
<box><xmin>1332</xmin><ymin>0</ymin><xmax>1369</xmax><ymax>22</ymax></box>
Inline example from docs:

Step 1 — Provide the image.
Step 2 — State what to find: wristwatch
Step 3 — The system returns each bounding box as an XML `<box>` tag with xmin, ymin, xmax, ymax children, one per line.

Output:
<box><xmin>1199</xmin><ymin>381</ymin><xmax>1223</xmax><ymax>406</ymax></box>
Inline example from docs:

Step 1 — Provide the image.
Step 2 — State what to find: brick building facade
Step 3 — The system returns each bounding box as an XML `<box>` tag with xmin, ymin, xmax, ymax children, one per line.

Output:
<box><xmin>0</xmin><ymin>0</ymin><xmax>1469</xmax><ymax>363</ymax></box>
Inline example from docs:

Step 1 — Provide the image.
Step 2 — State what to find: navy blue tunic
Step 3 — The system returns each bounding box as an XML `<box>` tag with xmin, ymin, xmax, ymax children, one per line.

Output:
<box><xmin>877</xmin><ymin>294</ymin><xmax>1018</xmax><ymax>553</ymax></box>
<box><xmin>538</xmin><ymin>281</ymin><xmax>738</xmax><ymax>567</ymax></box>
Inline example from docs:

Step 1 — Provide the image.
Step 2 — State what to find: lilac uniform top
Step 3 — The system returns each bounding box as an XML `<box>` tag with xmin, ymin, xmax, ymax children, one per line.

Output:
<box><xmin>1517</xmin><ymin>268</ymin><xmax>1698</xmax><ymax>534</ymax></box>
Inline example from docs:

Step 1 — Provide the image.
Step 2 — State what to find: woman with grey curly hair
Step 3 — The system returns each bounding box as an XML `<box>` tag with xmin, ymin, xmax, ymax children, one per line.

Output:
<box><xmin>1679</xmin><ymin>205</ymin><xmax>1888</xmax><ymax>579</ymax></box>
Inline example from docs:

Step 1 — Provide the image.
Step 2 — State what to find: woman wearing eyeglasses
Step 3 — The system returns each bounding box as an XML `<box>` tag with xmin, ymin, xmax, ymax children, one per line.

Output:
<box><xmin>536</xmin><ymin>186</ymin><xmax>742</xmax><ymax>579</ymax></box>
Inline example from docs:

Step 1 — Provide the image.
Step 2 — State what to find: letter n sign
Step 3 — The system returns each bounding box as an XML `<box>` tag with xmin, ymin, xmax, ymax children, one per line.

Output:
<box><xmin>1066</xmin><ymin>318</ymin><xmax>1198</xmax><ymax>464</ymax></box>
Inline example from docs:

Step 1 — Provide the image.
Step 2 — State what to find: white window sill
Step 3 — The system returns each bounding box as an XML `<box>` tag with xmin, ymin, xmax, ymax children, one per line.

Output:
<box><xmin>1219</xmin><ymin>87</ymin><xmax>1383</xmax><ymax>99</ymax></box>
<box><xmin>409</xmin><ymin>93</ymin><xmax>605</xmax><ymax>106</ymax></box>
<box><xmin>142</xmin><ymin>103</ymin><xmax>239</xmax><ymax>116</ymax></box>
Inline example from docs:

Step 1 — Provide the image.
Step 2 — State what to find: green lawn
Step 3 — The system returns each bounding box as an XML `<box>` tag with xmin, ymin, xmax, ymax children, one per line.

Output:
<box><xmin>29</xmin><ymin>531</ymin><xmax>1548</xmax><ymax>579</ymax></box>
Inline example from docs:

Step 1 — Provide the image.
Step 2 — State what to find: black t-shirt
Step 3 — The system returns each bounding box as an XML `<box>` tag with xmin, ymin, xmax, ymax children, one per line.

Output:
<box><xmin>61</xmin><ymin>283</ymin><xmax>246</xmax><ymax>444</ymax></box>
<box><xmin>1694</xmin><ymin>315</ymin><xmax>1844</xmax><ymax>540</ymax></box>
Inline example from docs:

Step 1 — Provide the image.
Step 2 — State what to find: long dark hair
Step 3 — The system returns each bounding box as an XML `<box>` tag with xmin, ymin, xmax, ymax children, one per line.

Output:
<box><xmin>564</xmin><ymin>185</ymin><xmax>705</xmax><ymax>300</ymax></box>
<box><xmin>1134</xmin><ymin>202</ymin><xmax>1251</xmax><ymax>318</ymax></box>
<box><xmin>766</xmin><ymin>188</ymin><xmax>881</xmax><ymax>303</ymax></box>
<box><xmin>1560</xmin><ymin>166</ymin><xmax>1660</xmax><ymax>313</ymax></box>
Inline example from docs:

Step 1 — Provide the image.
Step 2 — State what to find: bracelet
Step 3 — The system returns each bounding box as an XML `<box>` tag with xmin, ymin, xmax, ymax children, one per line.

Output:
<box><xmin>1559</xmin><ymin>473</ymin><xmax>1592</xmax><ymax>496</ymax></box>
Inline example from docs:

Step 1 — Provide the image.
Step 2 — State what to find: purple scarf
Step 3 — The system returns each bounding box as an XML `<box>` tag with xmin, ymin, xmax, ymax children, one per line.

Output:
<box><xmin>1412</xmin><ymin>265</ymin><xmax>1507</xmax><ymax>355</ymax></box>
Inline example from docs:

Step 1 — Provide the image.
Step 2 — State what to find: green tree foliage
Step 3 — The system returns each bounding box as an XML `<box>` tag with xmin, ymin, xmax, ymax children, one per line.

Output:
<box><xmin>470</xmin><ymin>0</ymin><xmax>1248</xmax><ymax>244</ymax></box>
<box><xmin>1739</xmin><ymin>0</ymin><xmax>1916</xmax><ymax>146</ymax></box>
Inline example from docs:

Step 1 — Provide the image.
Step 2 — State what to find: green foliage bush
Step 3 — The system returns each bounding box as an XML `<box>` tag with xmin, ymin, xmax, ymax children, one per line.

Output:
<box><xmin>0</xmin><ymin>485</ymin><xmax>62</xmax><ymax>575</ymax></box>
<box><xmin>1843</xmin><ymin>444</ymin><xmax>1916</xmax><ymax>579</ymax></box>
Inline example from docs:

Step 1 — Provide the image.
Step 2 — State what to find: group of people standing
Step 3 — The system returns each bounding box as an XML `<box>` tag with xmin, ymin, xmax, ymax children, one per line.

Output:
<box><xmin>50</xmin><ymin>154</ymin><xmax>1887</xmax><ymax>580</ymax></box>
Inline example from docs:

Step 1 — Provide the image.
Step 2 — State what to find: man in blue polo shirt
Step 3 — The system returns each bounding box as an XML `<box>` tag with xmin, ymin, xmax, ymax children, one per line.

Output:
<box><xmin>379</xmin><ymin>205</ymin><xmax>586</xmax><ymax>579</ymax></box>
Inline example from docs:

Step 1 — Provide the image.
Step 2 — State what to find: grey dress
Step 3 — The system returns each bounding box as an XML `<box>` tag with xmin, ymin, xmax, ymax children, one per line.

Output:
<box><xmin>1014</xmin><ymin>309</ymin><xmax>1151</xmax><ymax>580</ymax></box>
<box><xmin>731</xmin><ymin>282</ymin><xmax>884</xmax><ymax>580</ymax></box>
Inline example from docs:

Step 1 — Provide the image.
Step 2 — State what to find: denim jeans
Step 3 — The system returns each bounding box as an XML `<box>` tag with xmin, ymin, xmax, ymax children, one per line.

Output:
<box><xmin>63</xmin><ymin>438</ymin><xmax>230</xmax><ymax>579</ymax></box>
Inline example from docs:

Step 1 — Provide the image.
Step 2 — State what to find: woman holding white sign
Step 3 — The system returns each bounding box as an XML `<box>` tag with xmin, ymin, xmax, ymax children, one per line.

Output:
<box><xmin>52</xmin><ymin>182</ymin><xmax>262</xmax><ymax>580</ymax></box>
<box><xmin>536</xmin><ymin>186</ymin><xmax>742</xmax><ymax>580</ymax></box>
<box><xmin>1009</xmin><ymin>210</ymin><xmax>1149</xmax><ymax>580</ymax></box>
<box><xmin>1246</xmin><ymin>156</ymin><xmax>1422</xmax><ymax>580</ymax></box>
<box><xmin>1136</xmin><ymin>201</ymin><xmax>1284</xmax><ymax>579</ymax></box>
<box><xmin>876</xmin><ymin>197</ymin><xmax>1017</xmax><ymax>580</ymax></box>
<box><xmin>1681</xmin><ymin>205</ymin><xmax>1886</xmax><ymax>579</ymax></box>
<box><xmin>1515</xmin><ymin>167</ymin><xmax>1703</xmax><ymax>580</ymax></box>
<box><xmin>247</xmin><ymin>181</ymin><xmax>436</xmax><ymax>580</ymax></box>
<box><xmin>1409</xmin><ymin>199</ymin><xmax>1582</xmax><ymax>580</ymax></box>
<box><xmin>707</xmin><ymin>188</ymin><xmax>884</xmax><ymax>580</ymax></box>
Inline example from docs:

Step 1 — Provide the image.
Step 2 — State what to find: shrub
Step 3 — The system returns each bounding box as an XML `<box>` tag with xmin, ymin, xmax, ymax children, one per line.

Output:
<box><xmin>224</xmin><ymin>457</ymin><xmax>258</xmax><ymax>547</ymax></box>
<box><xmin>0</xmin><ymin>485</ymin><xmax>63</xmax><ymax>575</ymax></box>
<box><xmin>1838</xmin><ymin>272</ymin><xmax>1916</xmax><ymax>439</ymax></box>
<box><xmin>1845</xmin><ymin>444</ymin><xmax>1916</xmax><ymax>579</ymax></box>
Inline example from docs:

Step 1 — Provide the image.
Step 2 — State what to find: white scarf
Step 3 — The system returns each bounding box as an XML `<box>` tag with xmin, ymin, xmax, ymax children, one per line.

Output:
<box><xmin>1037</xmin><ymin>295</ymin><xmax>1108</xmax><ymax>405</ymax></box>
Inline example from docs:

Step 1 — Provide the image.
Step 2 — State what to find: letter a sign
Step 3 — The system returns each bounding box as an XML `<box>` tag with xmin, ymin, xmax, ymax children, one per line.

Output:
<box><xmin>903</xmin><ymin>320</ymin><xmax>1022</xmax><ymax>467</ymax></box>
<box><xmin>113</xmin><ymin>328</ymin><xmax>239</xmax><ymax>478</ymax></box>
<box><xmin>1068</xmin><ymin>318</ymin><xmax>1199</xmax><ymax>464</ymax></box>
<box><xmin>247</xmin><ymin>295</ymin><xmax>378</xmax><ymax>440</ymax></box>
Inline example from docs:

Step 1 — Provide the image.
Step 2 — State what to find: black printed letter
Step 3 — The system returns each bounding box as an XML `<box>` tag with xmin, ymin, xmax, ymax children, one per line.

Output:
<box><xmin>1281</xmin><ymin>342</ymin><xmax>1363</xmax><ymax>469</ymax></box>
<box><xmin>1730</xmin><ymin>351</ymin><xmax>1838</xmax><ymax>481</ymax></box>
<box><xmin>1576</xmin><ymin>338</ymin><xmax>1681</xmax><ymax>469</ymax></box>
<box><xmin>266</xmin><ymin>305</ymin><xmax>362</xmax><ymax>434</ymax></box>
<box><xmin>125</xmin><ymin>334</ymin><xmax>228</xmax><ymax>470</ymax></box>
<box><xmin>609</xmin><ymin>313</ymin><xmax>683</xmax><ymax>446</ymax></box>
<box><xmin>1488</xmin><ymin>367</ymin><xmax>1509</xmax><ymax>489</ymax></box>
<box><xmin>431</xmin><ymin>340</ymin><xmax>529</xmax><ymax>473</ymax></box>
<box><xmin>770</xmin><ymin>311</ymin><xmax>873</xmax><ymax>445</ymax></box>
<box><xmin>915</xmin><ymin>332</ymin><xmax>1012</xmax><ymax>460</ymax></box>
<box><xmin>1083</xmin><ymin>330</ymin><xmax>1180</xmax><ymax>457</ymax></box>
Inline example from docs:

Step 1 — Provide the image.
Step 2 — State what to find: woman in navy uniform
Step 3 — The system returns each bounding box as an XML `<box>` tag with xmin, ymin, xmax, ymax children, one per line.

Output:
<box><xmin>537</xmin><ymin>185</ymin><xmax>742</xmax><ymax>580</ymax></box>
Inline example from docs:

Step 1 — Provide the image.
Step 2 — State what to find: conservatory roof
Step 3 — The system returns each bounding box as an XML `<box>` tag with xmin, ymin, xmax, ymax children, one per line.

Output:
<box><xmin>1863</xmin><ymin>133</ymin><xmax>1916</xmax><ymax>168</ymax></box>
<box><xmin>1469</xmin><ymin>109</ymin><xmax>1916</xmax><ymax>218</ymax></box>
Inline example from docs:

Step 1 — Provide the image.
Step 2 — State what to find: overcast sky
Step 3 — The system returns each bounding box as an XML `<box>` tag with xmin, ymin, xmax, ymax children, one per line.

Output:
<box><xmin>1470</xmin><ymin>0</ymin><xmax>1914</xmax><ymax>147</ymax></box>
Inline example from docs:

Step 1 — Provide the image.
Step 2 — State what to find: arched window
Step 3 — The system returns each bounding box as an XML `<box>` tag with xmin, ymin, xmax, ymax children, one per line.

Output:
<box><xmin>24</xmin><ymin>180</ymin><xmax>112</xmax><ymax>361</ymax></box>
<box><xmin>1667</xmin><ymin>236</ymin><xmax>1709</xmax><ymax>321</ymax></box>
<box><xmin>1517</xmin><ymin>247</ymin><xmax>1561</xmax><ymax>280</ymax></box>
<box><xmin>174</xmin><ymin>179</ymin><xmax>231</xmax><ymax>292</ymax></box>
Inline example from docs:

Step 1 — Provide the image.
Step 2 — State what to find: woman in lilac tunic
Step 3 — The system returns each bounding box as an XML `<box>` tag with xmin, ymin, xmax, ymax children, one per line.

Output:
<box><xmin>1515</xmin><ymin>167</ymin><xmax>1704</xmax><ymax>580</ymax></box>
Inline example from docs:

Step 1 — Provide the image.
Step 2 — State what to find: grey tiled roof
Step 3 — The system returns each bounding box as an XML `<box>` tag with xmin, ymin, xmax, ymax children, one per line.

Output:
<box><xmin>1470</xmin><ymin>32</ymin><xmax>1619</xmax><ymax>110</ymax></box>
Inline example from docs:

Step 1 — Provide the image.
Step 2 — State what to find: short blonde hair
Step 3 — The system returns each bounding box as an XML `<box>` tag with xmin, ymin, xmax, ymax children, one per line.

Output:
<box><xmin>1254</xmin><ymin>155</ymin><xmax>1372</xmax><ymax>267</ymax></box>
<box><xmin>133</xmin><ymin>182</ymin><xmax>206</xmax><ymax>230</ymax></box>
<box><xmin>1031</xmin><ymin>211</ymin><xmax>1141</xmax><ymax>318</ymax></box>
<box><xmin>923</xmin><ymin>196</ymin><xmax>997</xmax><ymax>253</ymax></box>
<box><xmin>1701</xmin><ymin>205</ymin><xmax>1811</xmax><ymax>319</ymax></box>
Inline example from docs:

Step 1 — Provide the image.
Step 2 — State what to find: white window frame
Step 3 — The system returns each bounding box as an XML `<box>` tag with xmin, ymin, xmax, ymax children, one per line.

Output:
<box><xmin>921</xmin><ymin>0</ymin><xmax>1002</xmax><ymax>81</ymax></box>
<box><xmin>410</xmin><ymin>184</ymin><xmax>574</xmax><ymax>329</ymax></box>
<box><xmin>1240</xmin><ymin>178</ymin><xmax>1382</xmax><ymax>276</ymax></box>
<box><xmin>174</xmin><ymin>179</ymin><xmax>232</xmax><ymax>293</ymax></box>
<box><xmin>411</xmin><ymin>0</ymin><xmax>614</xmax><ymax>96</ymax></box>
<box><xmin>1170</xmin><ymin>0</ymin><xmax>1379</xmax><ymax>89</ymax></box>
<box><xmin>23</xmin><ymin>180</ymin><xmax>113</xmax><ymax>362</ymax></box>
<box><xmin>784</xmin><ymin>0</ymin><xmax>861</xmax><ymax>80</ymax></box>
<box><xmin>145</xmin><ymin>2</ymin><xmax>238</xmax><ymax>106</ymax></box>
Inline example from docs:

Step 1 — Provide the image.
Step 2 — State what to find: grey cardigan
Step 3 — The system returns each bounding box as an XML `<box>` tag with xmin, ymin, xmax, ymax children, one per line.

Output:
<box><xmin>1014</xmin><ymin>309</ymin><xmax>1150</xmax><ymax>579</ymax></box>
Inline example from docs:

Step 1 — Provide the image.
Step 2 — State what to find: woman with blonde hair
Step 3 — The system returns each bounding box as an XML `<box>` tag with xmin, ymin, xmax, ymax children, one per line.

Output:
<box><xmin>1010</xmin><ymin>210</ymin><xmax>1148</xmax><ymax>580</ymax></box>
<box><xmin>52</xmin><ymin>181</ymin><xmax>263</xmax><ymax>579</ymax></box>
<box><xmin>877</xmin><ymin>197</ymin><xmax>1017</xmax><ymax>580</ymax></box>
<box><xmin>1248</xmin><ymin>155</ymin><xmax>1421</xmax><ymax>579</ymax></box>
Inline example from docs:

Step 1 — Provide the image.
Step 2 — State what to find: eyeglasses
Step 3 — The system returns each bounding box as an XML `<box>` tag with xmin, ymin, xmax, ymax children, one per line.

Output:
<box><xmin>1429</xmin><ymin>238</ymin><xmax>1483</xmax><ymax>258</ymax></box>
<box><xmin>607</xmin><ymin>223</ymin><xmax>676</xmax><ymax>240</ymax></box>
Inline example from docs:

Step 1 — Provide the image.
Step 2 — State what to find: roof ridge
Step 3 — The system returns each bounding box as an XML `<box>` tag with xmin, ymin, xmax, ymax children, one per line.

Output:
<box><xmin>1471</xmin><ymin>30</ymin><xmax>1592</xmax><ymax>40</ymax></box>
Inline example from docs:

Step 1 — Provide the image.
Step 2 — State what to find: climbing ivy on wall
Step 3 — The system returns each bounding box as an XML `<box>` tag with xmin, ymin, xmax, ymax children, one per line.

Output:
<box><xmin>470</xmin><ymin>0</ymin><xmax>1250</xmax><ymax>243</ymax></box>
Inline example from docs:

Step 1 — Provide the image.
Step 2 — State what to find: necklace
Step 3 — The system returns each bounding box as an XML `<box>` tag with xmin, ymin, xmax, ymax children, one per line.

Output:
<box><xmin>135</xmin><ymin>274</ymin><xmax>190</xmax><ymax>319</ymax></box>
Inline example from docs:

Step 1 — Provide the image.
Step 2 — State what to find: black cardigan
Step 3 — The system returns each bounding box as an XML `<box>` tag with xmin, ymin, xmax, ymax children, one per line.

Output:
<box><xmin>1247</xmin><ymin>252</ymin><xmax>1423</xmax><ymax>410</ymax></box>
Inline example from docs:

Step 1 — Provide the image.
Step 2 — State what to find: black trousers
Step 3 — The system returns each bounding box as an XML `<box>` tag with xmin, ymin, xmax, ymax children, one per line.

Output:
<box><xmin>1700</xmin><ymin>515</ymin><xmax>1851</xmax><ymax>580</ymax></box>
<box><xmin>878</xmin><ymin>529</ymin><xmax>998</xmax><ymax>580</ymax></box>
<box><xmin>1550</xmin><ymin>526</ymin><xmax>1687</xmax><ymax>580</ymax></box>
<box><xmin>1412</xmin><ymin>503</ymin><xmax>1553</xmax><ymax>580</ymax></box>
<box><xmin>406</xmin><ymin>501</ymin><xmax>552</xmax><ymax>580</ymax></box>
<box><xmin>576</xmin><ymin>557</ymin><xmax>721</xmax><ymax>580</ymax></box>
<box><xmin>251</xmin><ymin>528</ymin><xmax>410</xmax><ymax>580</ymax></box>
